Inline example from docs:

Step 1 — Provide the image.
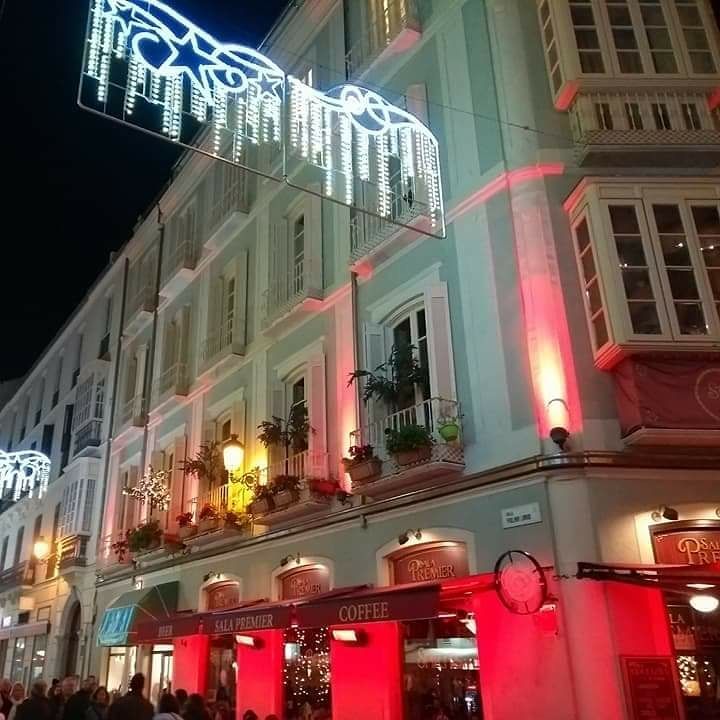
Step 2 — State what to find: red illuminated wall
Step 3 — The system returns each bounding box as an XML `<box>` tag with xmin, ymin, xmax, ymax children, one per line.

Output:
<box><xmin>236</xmin><ymin>630</ymin><xmax>284</xmax><ymax>718</ymax></box>
<box><xmin>330</xmin><ymin>621</ymin><xmax>404</xmax><ymax>720</ymax></box>
<box><xmin>173</xmin><ymin>635</ymin><xmax>209</xmax><ymax>695</ymax></box>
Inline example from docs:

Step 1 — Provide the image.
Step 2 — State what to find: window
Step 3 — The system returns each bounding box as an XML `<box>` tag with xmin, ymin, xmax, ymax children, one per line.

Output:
<box><xmin>625</xmin><ymin>101</ymin><xmax>644</xmax><ymax>129</ymax></box>
<box><xmin>293</xmin><ymin>214</ymin><xmax>306</xmax><ymax>294</ymax></box>
<box><xmin>0</xmin><ymin>538</ymin><xmax>8</xmax><ymax>570</ymax></box>
<box><xmin>30</xmin><ymin>634</ymin><xmax>46</xmax><ymax>681</ymax></box>
<box><xmin>60</xmin><ymin>404</ymin><xmax>74</xmax><ymax>470</ymax></box>
<box><xmin>72</xmin><ymin>334</ymin><xmax>84</xmax><ymax>387</ymax></box>
<box><xmin>41</xmin><ymin>425</ymin><xmax>54</xmax><ymax>457</ymax></box>
<box><xmin>300</xmin><ymin>66</ymin><xmax>314</xmax><ymax>88</ymax></box>
<box><xmin>539</xmin><ymin>1</ymin><xmax>563</xmax><ymax>93</ymax></box>
<box><xmin>33</xmin><ymin>515</ymin><xmax>42</xmax><ymax>543</ymax></box>
<box><xmin>570</xmin><ymin>183</ymin><xmax>720</xmax><ymax>362</ymax></box>
<box><xmin>82</xmin><ymin>478</ymin><xmax>96</xmax><ymax>533</ymax></box>
<box><xmin>605</xmin><ymin>1</ymin><xmax>644</xmax><ymax>73</ymax></box>
<box><xmin>682</xmin><ymin>102</ymin><xmax>701</xmax><ymax>130</ymax></box>
<box><xmin>73</xmin><ymin>375</ymin><xmax>95</xmax><ymax>432</ymax></box>
<box><xmin>19</xmin><ymin>397</ymin><xmax>29</xmax><ymax>441</ymax></box>
<box><xmin>95</xmin><ymin>378</ymin><xmax>105</xmax><ymax>421</ymax></box>
<box><xmin>13</xmin><ymin>526</ymin><xmax>23</xmax><ymax>566</ymax></box>
<box><xmin>35</xmin><ymin>377</ymin><xmax>45</xmax><ymax>427</ymax></box>
<box><xmin>570</xmin><ymin>0</ymin><xmax>605</xmax><ymax>73</ymax></box>
<box><xmin>53</xmin><ymin>356</ymin><xmax>63</xmax><ymax>407</ymax></box>
<box><xmin>10</xmin><ymin>638</ymin><xmax>25</xmax><ymax>683</ymax></box>
<box><xmin>104</xmin><ymin>296</ymin><xmax>113</xmax><ymax>335</ymax></box>
<box><xmin>60</xmin><ymin>481</ymin><xmax>81</xmax><ymax>538</ymax></box>
<box><xmin>638</xmin><ymin>0</ymin><xmax>678</xmax><ymax>73</ymax></box>
<box><xmin>651</xmin><ymin>102</ymin><xmax>672</xmax><ymax>129</ymax></box>
<box><xmin>392</xmin><ymin>308</ymin><xmax>431</xmax><ymax>409</ymax></box>
<box><xmin>675</xmin><ymin>0</ymin><xmax>716</xmax><ymax>73</ymax></box>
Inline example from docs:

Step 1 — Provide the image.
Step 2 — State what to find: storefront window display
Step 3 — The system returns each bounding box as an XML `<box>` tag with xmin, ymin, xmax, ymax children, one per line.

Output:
<box><xmin>30</xmin><ymin>635</ymin><xmax>47</xmax><ymax>680</ymax></box>
<box><xmin>150</xmin><ymin>644</ymin><xmax>174</xmax><ymax>705</ymax></box>
<box><xmin>10</xmin><ymin>638</ymin><xmax>25</xmax><ymax>684</ymax></box>
<box><xmin>284</xmin><ymin>627</ymin><xmax>331</xmax><ymax>719</ymax></box>
<box><xmin>403</xmin><ymin>618</ymin><xmax>482</xmax><ymax>720</ymax></box>
<box><xmin>106</xmin><ymin>645</ymin><xmax>137</xmax><ymax>694</ymax></box>
<box><xmin>208</xmin><ymin>637</ymin><xmax>236</xmax><ymax>707</ymax></box>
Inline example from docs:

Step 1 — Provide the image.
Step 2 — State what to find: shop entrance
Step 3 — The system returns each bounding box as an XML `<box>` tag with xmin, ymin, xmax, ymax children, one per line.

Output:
<box><xmin>63</xmin><ymin>602</ymin><xmax>81</xmax><ymax>677</ymax></box>
<box><xmin>209</xmin><ymin>636</ymin><xmax>237</xmax><ymax>709</ymax></box>
<box><xmin>403</xmin><ymin>617</ymin><xmax>482</xmax><ymax>720</ymax></box>
<box><xmin>150</xmin><ymin>644</ymin><xmax>174</xmax><ymax>705</ymax></box>
<box><xmin>283</xmin><ymin>627</ymin><xmax>331</xmax><ymax>719</ymax></box>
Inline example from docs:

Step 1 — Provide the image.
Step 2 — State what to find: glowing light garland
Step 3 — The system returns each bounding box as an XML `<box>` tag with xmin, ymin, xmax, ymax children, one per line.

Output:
<box><xmin>283</xmin><ymin>628</ymin><xmax>331</xmax><ymax>712</ymax></box>
<box><xmin>82</xmin><ymin>0</ymin><xmax>445</xmax><ymax>233</ymax></box>
<box><xmin>122</xmin><ymin>466</ymin><xmax>171</xmax><ymax>511</ymax></box>
<box><xmin>0</xmin><ymin>451</ymin><xmax>51</xmax><ymax>502</ymax></box>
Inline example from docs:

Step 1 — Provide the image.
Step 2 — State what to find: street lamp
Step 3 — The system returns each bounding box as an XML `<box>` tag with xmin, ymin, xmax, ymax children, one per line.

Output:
<box><xmin>223</xmin><ymin>435</ymin><xmax>245</xmax><ymax>475</ymax></box>
<box><xmin>33</xmin><ymin>536</ymin><xmax>50</xmax><ymax>562</ymax></box>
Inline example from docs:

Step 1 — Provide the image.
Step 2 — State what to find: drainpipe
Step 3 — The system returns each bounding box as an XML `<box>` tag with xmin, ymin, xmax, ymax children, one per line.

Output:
<box><xmin>85</xmin><ymin>254</ymin><xmax>129</xmax><ymax>678</ymax></box>
<box><xmin>139</xmin><ymin>205</ymin><xmax>166</xmax><ymax>474</ymax></box>
<box><xmin>350</xmin><ymin>270</ymin><xmax>362</xmax><ymax>430</ymax></box>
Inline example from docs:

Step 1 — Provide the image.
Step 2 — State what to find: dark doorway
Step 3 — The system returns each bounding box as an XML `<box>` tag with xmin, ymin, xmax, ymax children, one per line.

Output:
<box><xmin>64</xmin><ymin>603</ymin><xmax>81</xmax><ymax>677</ymax></box>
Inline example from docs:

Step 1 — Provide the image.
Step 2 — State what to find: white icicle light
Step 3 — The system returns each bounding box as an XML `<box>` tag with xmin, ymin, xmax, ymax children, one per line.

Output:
<box><xmin>0</xmin><ymin>451</ymin><xmax>51</xmax><ymax>502</ymax></box>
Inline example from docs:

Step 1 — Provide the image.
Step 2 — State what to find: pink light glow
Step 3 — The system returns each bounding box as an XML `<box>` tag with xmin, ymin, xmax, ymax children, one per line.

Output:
<box><xmin>709</xmin><ymin>88</ymin><xmax>720</xmax><ymax>111</ymax></box>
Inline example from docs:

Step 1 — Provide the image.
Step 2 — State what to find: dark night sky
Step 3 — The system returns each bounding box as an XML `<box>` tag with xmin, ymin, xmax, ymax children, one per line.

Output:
<box><xmin>0</xmin><ymin>0</ymin><xmax>288</xmax><ymax>380</ymax></box>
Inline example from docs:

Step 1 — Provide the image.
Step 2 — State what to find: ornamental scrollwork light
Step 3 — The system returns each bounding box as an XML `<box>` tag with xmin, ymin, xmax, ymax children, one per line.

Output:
<box><xmin>0</xmin><ymin>451</ymin><xmax>51</xmax><ymax>501</ymax></box>
<box><xmin>79</xmin><ymin>0</ymin><xmax>445</xmax><ymax>238</ymax></box>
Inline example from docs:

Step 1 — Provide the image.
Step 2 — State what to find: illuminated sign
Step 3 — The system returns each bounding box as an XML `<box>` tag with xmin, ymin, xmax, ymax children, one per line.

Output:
<box><xmin>80</xmin><ymin>0</ymin><xmax>445</xmax><ymax>237</ymax></box>
<box><xmin>0</xmin><ymin>451</ymin><xmax>51</xmax><ymax>501</ymax></box>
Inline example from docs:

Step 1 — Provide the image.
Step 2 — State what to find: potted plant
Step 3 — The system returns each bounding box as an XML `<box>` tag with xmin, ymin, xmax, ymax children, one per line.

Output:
<box><xmin>224</xmin><ymin>510</ymin><xmax>249</xmax><ymax>532</ymax></box>
<box><xmin>385</xmin><ymin>424</ymin><xmax>434</xmax><ymax>466</ymax></box>
<box><xmin>437</xmin><ymin>414</ymin><xmax>461</xmax><ymax>443</ymax></box>
<box><xmin>272</xmin><ymin>474</ymin><xmax>301</xmax><ymax>509</ymax></box>
<box><xmin>163</xmin><ymin>532</ymin><xmax>184</xmax><ymax>554</ymax></box>
<box><xmin>342</xmin><ymin>444</ymin><xmax>383</xmax><ymax>485</ymax></box>
<box><xmin>176</xmin><ymin>511</ymin><xmax>197</xmax><ymax>540</ymax></box>
<box><xmin>348</xmin><ymin>343</ymin><xmax>429</xmax><ymax>412</ymax></box>
<box><xmin>248</xmin><ymin>483</ymin><xmax>275</xmax><ymax>517</ymax></box>
<box><xmin>127</xmin><ymin>521</ymin><xmax>162</xmax><ymax>554</ymax></box>
<box><xmin>308</xmin><ymin>477</ymin><xmax>340</xmax><ymax>496</ymax></box>
<box><xmin>198</xmin><ymin>503</ymin><xmax>221</xmax><ymax>534</ymax></box>
<box><xmin>111</xmin><ymin>534</ymin><xmax>129</xmax><ymax>563</ymax></box>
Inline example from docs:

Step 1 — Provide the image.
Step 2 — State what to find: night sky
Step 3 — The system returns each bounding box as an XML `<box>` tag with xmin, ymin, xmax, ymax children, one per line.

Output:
<box><xmin>0</xmin><ymin>0</ymin><xmax>288</xmax><ymax>380</ymax></box>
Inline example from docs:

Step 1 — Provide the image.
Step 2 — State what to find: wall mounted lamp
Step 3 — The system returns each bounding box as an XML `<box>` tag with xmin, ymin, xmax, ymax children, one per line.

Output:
<box><xmin>651</xmin><ymin>505</ymin><xmax>679</xmax><ymax>522</ymax></box>
<box><xmin>398</xmin><ymin>529</ymin><xmax>422</xmax><ymax>546</ymax></box>
<box><xmin>235</xmin><ymin>634</ymin><xmax>263</xmax><ymax>648</ymax></box>
<box><xmin>280</xmin><ymin>553</ymin><xmax>302</xmax><ymax>567</ymax></box>
<box><xmin>331</xmin><ymin>628</ymin><xmax>366</xmax><ymax>644</ymax></box>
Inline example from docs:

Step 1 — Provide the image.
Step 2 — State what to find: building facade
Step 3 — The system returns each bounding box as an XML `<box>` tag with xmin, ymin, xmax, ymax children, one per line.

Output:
<box><xmin>2</xmin><ymin>0</ymin><xmax>719</xmax><ymax>717</ymax></box>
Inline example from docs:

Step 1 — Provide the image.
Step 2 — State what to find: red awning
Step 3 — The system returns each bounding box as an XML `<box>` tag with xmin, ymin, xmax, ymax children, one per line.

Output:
<box><xmin>135</xmin><ymin>613</ymin><xmax>203</xmax><ymax>643</ymax></box>
<box><xmin>577</xmin><ymin>561</ymin><xmax>720</xmax><ymax>593</ymax></box>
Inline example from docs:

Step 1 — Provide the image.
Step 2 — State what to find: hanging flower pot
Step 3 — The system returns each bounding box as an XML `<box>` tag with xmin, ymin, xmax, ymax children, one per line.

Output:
<box><xmin>438</xmin><ymin>421</ymin><xmax>460</xmax><ymax>443</ymax></box>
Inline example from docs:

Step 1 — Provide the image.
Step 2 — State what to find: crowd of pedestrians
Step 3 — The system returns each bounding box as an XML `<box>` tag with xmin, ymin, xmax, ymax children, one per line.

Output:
<box><xmin>0</xmin><ymin>673</ymin><xmax>307</xmax><ymax>720</ymax></box>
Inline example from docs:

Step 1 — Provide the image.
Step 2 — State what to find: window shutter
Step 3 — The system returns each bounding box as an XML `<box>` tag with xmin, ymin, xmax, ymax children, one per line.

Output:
<box><xmin>307</xmin><ymin>354</ymin><xmax>327</xmax><ymax>477</ymax></box>
<box><xmin>235</xmin><ymin>250</ymin><xmax>249</xmax><ymax>350</ymax></box>
<box><xmin>210</xmin><ymin>278</ymin><xmax>224</xmax><ymax>337</ymax></box>
<box><xmin>363</xmin><ymin>323</ymin><xmax>386</xmax><ymax>422</ymax></box>
<box><xmin>307</xmin><ymin>193</ymin><xmax>323</xmax><ymax>292</ymax></box>
<box><xmin>424</xmin><ymin>282</ymin><xmax>457</xmax><ymax>401</ymax></box>
<box><xmin>269</xmin><ymin>383</ymin><xmax>286</xmax><ymax>467</ymax></box>
<box><xmin>179</xmin><ymin>305</ymin><xmax>191</xmax><ymax>368</ymax></box>
<box><xmin>231</xmin><ymin>400</ymin><xmax>246</xmax><ymax>445</ymax></box>
<box><xmin>406</xmin><ymin>83</ymin><xmax>429</xmax><ymax>125</ymax></box>
<box><xmin>123</xmin><ymin>466</ymin><xmax>140</xmax><ymax>529</ymax></box>
<box><xmin>150</xmin><ymin>450</ymin><xmax>164</xmax><ymax>473</ymax></box>
<box><xmin>136</xmin><ymin>345</ymin><xmax>148</xmax><ymax>406</ymax></box>
<box><xmin>270</xmin><ymin>221</ymin><xmax>288</xmax><ymax>305</ymax></box>
<box><xmin>169</xmin><ymin>435</ymin><xmax>188</xmax><ymax>528</ymax></box>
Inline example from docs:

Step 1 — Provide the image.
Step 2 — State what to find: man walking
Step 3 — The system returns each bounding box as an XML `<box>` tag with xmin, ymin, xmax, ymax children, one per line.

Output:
<box><xmin>107</xmin><ymin>673</ymin><xmax>153</xmax><ymax>720</ymax></box>
<box><xmin>16</xmin><ymin>680</ymin><xmax>53</xmax><ymax>720</ymax></box>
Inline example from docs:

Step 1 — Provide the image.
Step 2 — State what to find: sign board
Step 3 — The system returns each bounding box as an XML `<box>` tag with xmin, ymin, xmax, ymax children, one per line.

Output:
<box><xmin>279</xmin><ymin>566</ymin><xmax>330</xmax><ymax>601</ymax></box>
<box><xmin>621</xmin><ymin>656</ymin><xmax>682</xmax><ymax>720</ymax></box>
<box><xmin>79</xmin><ymin>0</ymin><xmax>445</xmax><ymax>238</ymax></box>
<box><xmin>391</xmin><ymin>542</ymin><xmax>469</xmax><ymax>585</ymax></box>
<box><xmin>651</xmin><ymin>522</ymin><xmax>720</xmax><ymax>565</ymax></box>
<box><xmin>202</xmin><ymin>605</ymin><xmax>292</xmax><ymax>634</ymax></box>
<box><xmin>206</xmin><ymin>582</ymin><xmax>241</xmax><ymax>611</ymax></box>
<box><xmin>501</xmin><ymin>502</ymin><xmax>542</xmax><ymax>530</ymax></box>
<box><xmin>135</xmin><ymin>614</ymin><xmax>201</xmax><ymax>643</ymax></box>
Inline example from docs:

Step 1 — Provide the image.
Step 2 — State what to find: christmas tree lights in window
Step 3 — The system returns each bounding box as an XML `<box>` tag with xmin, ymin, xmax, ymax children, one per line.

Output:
<box><xmin>283</xmin><ymin>628</ymin><xmax>331</xmax><ymax>715</ymax></box>
<box><xmin>79</xmin><ymin>0</ymin><xmax>445</xmax><ymax>239</ymax></box>
<box><xmin>122</xmin><ymin>466</ymin><xmax>171</xmax><ymax>511</ymax></box>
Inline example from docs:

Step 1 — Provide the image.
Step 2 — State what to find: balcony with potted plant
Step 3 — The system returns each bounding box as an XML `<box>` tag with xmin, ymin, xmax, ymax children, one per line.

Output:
<box><xmin>176</xmin><ymin>511</ymin><xmax>197</xmax><ymax>541</ymax></box>
<box><xmin>349</xmin><ymin>344</ymin><xmax>464</xmax><ymax>498</ymax></box>
<box><xmin>127</xmin><ymin>520</ymin><xmax>163</xmax><ymax>558</ymax></box>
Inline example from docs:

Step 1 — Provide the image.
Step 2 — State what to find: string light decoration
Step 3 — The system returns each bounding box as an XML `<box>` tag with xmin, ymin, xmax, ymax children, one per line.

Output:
<box><xmin>677</xmin><ymin>655</ymin><xmax>700</xmax><ymax>696</ymax></box>
<box><xmin>122</xmin><ymin>466</ymin><xmax>171</xmax><ymax>511</ymax></box>
<box><xmin>81</xmin><ymin>0</ymin><xmax>445</xmax><ymax>237</ymax></box>
<box><xmin>283</xmin><ymin>628</ymin><xmax>331</xmax><ymax>713</ymax></box>
<box><xmin>0</xmin><ymin>451</ymin><xmax>51</xmax><ymax>501</ymax></box>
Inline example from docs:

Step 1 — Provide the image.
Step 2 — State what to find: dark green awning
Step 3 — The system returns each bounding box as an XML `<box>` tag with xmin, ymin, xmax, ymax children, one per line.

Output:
<box><xmin>98</xmin><ymin>581</ymin><xmax>179</xmax><ymax>646</ymax></box>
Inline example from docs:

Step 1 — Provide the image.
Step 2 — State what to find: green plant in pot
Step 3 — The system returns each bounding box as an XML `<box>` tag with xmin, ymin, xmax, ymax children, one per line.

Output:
<box><xmin>342</xmin><ymin>444</ymin><xmax>382</xmax><ymax>485</ymax></box>
<box><xmin>182</xmin><ymin>441</ymin><xmax>226</xmax><ymax>501</ymax></box>
<box><xmin>224</xmin><ymin>510</ymin><xmax>250</xmax><ymax>532</ymax></box>
<box><xmin>385</xmin><ymin>424</ymin><xmax>434</xmax><ymax>466</ymax></box>
<box><xmin>198</xmin><ymin>503</ymin><xmax>221</xmax><ymax>533</ymax></box>
<box><xmin>127</xmin><ymin>520</ymin><xmax>162</xmax><ymax>554</ymax></box>
<box><xmin>271</xmin><ymin>474</ymin><xmax>301</xmax><ymax>508</ymax></box>
<box><xmin>437</xmin><ymin>414</ymin><xmax>461</xmax><ymax>443</ymax></box>
<box><xmin>248</xmin><ymin>482</ymin><xmax>275</xmax><ymax>517</ymax></box>
<box><xmin>176</xmin><ymin>511</ymin><xmax>197</xmax><ymax>540</ymax></box>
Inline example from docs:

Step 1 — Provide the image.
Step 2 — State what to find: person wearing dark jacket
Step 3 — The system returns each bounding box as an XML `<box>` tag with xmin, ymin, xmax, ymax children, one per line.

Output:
<box><xmin>107</xmin><ymin>674</ymin><xmax>153</xmax><ymax>720</ymax></box>
<box><xmin>0</xmin><ymin>679</ymin><xmax>13</xmax><ymax>718</ymax></box>
<box><xmin>63</xmin><ymin>686</ymin><xmax>92</xmax><ymax>720</ymax></box>
<box><xmin>16</xmin><ymin>680</ymin><xmax>53</xmax><ymax>720</ymax></box>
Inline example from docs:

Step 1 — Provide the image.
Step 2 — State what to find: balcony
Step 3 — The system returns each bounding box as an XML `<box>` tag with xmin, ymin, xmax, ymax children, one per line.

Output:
<box><xmin>349</xmin><ymin>397</ymin><xmax>464</xmax><ymax>499</ymax></box>
<box><xmin>73</xmin><ymin>419</ymin><xmax>103</xmax><ymax>458</ymax></box>
<box><xmin>185</xmin><ymin>484</ymin><xmax>251</xmax><ymax>547</ymax></box>
<box><xmin>569</xmin><ymin>91</ymin><xmax>720</xmax><ymax>167</ymax></box>
<box><xmin>350</xmin><ymin>184</ymin><xmax>427</xmax><ymax>267</ymax></box>
<box><xmin>98</xmin><ymin>333</ymin><xmax>111</xmax><ymax>361</ymax></box>
<box><xmin>200</xmin><ymin>319</ymin><xmax>244</xmax><ymax>375</ymax></box>
<box><xmin>125</xmin><ymin>284</ymin><xmax>155</xmax><ymax>335</ymax></box>
<box><xmin>153</xmin><ymin>362</ymin><xmax>189</xmax><ymax>407</ymax></box>
<box><xmin>98</xmin><ymin>533</ymin><xmax>132</xmax><ymax>576</ymax></box>
<box><xmin>0</xmin><ymin>561</ymin><xmax>35</xmax><ymax>592</ymax></box>
<box><xmin>345</xmin><ymin>0</ymin><xmax>421</xmax><ymax>79</ymax></box>
<box><xmin>119</xmin><ymin>394</ymin><xmax>145</xmax><ymax>430</ymax></box>
<box><xmin>58</xmin><ymin>533</ymin><xmax>90</xmax><ymax>570</ymax></box>
<box><xmin>160</xmin><ymin>238</ymin><xmax>199</xmax><ymax>301</ymax></box>
<box><xmin>262</xmin><ymin>259</ymin><xmax>322</xmax><ymax>331</ymax></box>
<box><xmin>250</xmin><ymin>451</ymin><xmax>336</xmax><ymax>527</ymax></box>
<box><xmin>204</xmin><ymin>165</ymin><xmax>250</xmax><ymax>253</ymax></box>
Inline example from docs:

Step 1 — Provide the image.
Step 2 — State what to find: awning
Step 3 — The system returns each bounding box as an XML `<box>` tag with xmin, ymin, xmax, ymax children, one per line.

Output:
<box><xmin>98</xmin><ymin>581</ymin><xmax>179</xmax><ymax>646</ymax></box>
<box><xmin>577</xmin><ymin>561</ymin><xmax>720</xmax><ymax>594</ymax></box>
<box><xmin>295</xmin><ymin>583</ymin><xmax>440</xmax><ymax>627</ymax></box>
<box><xmin>200</xmin><ymin>600</ymin><xmax>293</xmax><ymax>635</ymax></box>
<box><xmin>0</xmin><ymin>621</ymin><xmax>49</xmax><ymax>641</ymax></box>
<box><xmin>135</xmin><ymin>612</ymin><xmax>203</xmax><ymax>643</ymax></box>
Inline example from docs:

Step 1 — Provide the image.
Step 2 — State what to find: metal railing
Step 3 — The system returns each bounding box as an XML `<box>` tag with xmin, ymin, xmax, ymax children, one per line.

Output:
<box><xmin>257</xmin><ymin>450</ymin><xmax>329</xmax><ymax>486</ymax></box>
<box><xmin>345</xmin><ymin>0</ymin><xmax>420</xmax><ymax>77</ymax></box>
<box><xmin>73</xmin><ymin>419</ymin><xmax>103</xmax><ymax>456</ymax></box>
<box><xmin>350</xmin><ymin>397</ymin><xmax>461</xmax><ymax>461</ymax></box>
<box><xmin>201</xmin><ymin>318</ymin><xmax>237</xmax><ymax>366</ymax></box>
<box><xmin>156</xmin><ymin>362</ymin><xmax>188</xmax><ymax>398</ymax></box>
<box><xmin>207</xmin><ymin>165</ymin><xmax>249</xmax><ymax>238</ymax></box>
<box><xmin>163</xmin><ymin>236</ymin><xmax>199</xmax><ymax>284</ymax></box>
<box><xmin>263</xmin><ymin>258</ymin><xmax>320</xmax><ymax>325</ymax></box>
<box><xmin>99</xmin><ymin>533</ymin><xmax>131</xmax><ymax>569</ymax></box>
<box><xmin>187</xmin><ymin>483</ymin><xmax>232</xmax><ymax>518</ymax></box>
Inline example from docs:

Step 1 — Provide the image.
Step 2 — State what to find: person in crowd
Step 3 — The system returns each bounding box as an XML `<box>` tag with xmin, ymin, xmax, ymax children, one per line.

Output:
<box><xmin>85</xmin><ymin>687</ymin><xmax>110</xmax><ymax>720</ymax></box>
<box><xmin>212</xmin><ymin>700</ymin><xmax>231</xmax><ymax>720</ymax></box>
<box><xmin>241</xmin><ymin>712</ymin><xmax>258</xmax><ymax>720</ymax></box>
<box><xmin>182</xmin><ymin>694</ymin><xmax>211</xmax><ymax>720</ymax></box>
<box><xmin>154</xmin><ymin>693</ymin><xmax>182</xmax><ymax>720</ymax></box>
<box><xmin>16</xmin><ymin>680</ymin><xmax>52</xmax><ymax>720</ymax></box>
<box><xmin>174</xmin><ymin>690</ymin><xmax>187</xmax><ymax>712</ymax></box>
<box><xmin>6</xmin><ymin>682</ymin><xmax>25</xmax><ymax>720</ymax></box>
<box><xmin>51</xmin><ymin>676</ymin><xmax>78</xmax><ymax>720</ymax></box>
<box><xmin>0</xmin><ymin>680</ymin><xmax>12</xmax><ymax>719</ymax></box>
<box><xmin>107</xmin><ymin>674</ymin><xmax>153</xmax><ymax>720</ymax></box>
<box><xmin>64</xmin><ymin>677</ymin><xmax>94</xmax><ymax>720</ymax></box>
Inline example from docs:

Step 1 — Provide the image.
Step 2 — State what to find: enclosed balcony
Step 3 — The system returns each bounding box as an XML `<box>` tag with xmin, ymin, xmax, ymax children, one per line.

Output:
<box><xmin>160</xmin><ymin>236</ymin><xmax>199</xmax><ymax>300</ymax></box>
<box><xmin>200</xmin><ymin>319</ymin><xmax>244</xmax><ymax>374</ymax></box>
<box><xmin>58</xmin><ymin>533</ymin><xmax>90</xmax><ymax>570</ymax></box>
<box><xmin>262</xmin><ymin>259</ymin><xmax>323</xmax><ymax>331</ymax></box>
<box><xmin>569</xmin><ymin>91</ymin><xmax>720</xmax><ymax>167</ymax></box>
<box><xmin>98</xmin><ymin>533</ymin><xmax>133</xmax><ymax>575</ymax></box>
<box><xmin>345</xmin><ymin>0</ymin><xmax>422</xmax><ymax>79</ymax></box>
<box><xmin>0</xmin><ymin>561</ymin><xmax>35</xmax><ymax>592</ymax></box>
<box><xmin>154</xmin><ymin>362</ymin><xmax>189</xmax><ymax>406</ymax></box>
<box><xmin>349</xmin><ymin>397</ymin><xmax>464</xmax><ymax>499</ymax></box>
<box><xmin>73</xmin><ymin>419</ymin><xmax>102</xmax><ymax>458</ymax></box>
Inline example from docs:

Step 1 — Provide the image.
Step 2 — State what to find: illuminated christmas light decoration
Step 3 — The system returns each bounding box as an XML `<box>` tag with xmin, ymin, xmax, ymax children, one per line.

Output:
<box><xmin>0</xmin><ymin>451</ymin><xmax>51</xmax><ymax>501</ymax></box>
<box><xmin>81</xmin><ymin>0</ymin><xmax>446</xmax><ymax>236</ymax></box>
<box><xmin>122</xmin><ymin>465</ymin><xmax>171</xmax><ymax>511</ymax></box>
